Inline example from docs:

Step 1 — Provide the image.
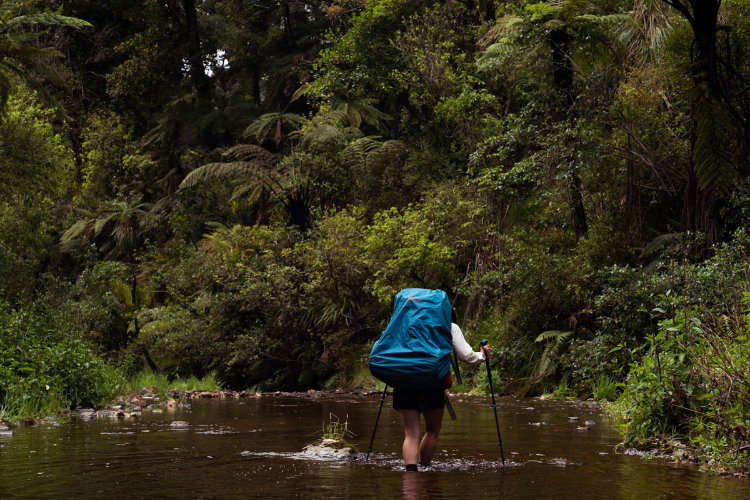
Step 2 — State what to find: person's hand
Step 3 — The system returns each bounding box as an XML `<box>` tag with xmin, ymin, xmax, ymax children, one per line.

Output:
<box><xmin>481</xmin><ymin>344</ymin><xmax>491</xmax><ymax>357</ymax></box>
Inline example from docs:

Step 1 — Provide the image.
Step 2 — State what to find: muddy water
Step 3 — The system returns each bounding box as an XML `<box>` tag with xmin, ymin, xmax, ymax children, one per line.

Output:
<box><xmin>1</xmin><ymin>394</ymin><xmax>749</xmax><ymax>499</ymax></box>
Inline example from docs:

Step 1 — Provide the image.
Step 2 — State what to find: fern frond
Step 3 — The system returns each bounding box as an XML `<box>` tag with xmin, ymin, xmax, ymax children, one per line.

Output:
<box><xmin>229</xmin><ymin>182</ymin><xmax>262</xmax><ymax>202</ymax></box>
<box><xmin>243</xmin><ymin>112</ymin><xmax>305</xmax><ymax>144</ymax></box>
<box><xmin>694</xmin><ymin>98</ymin><xmax>735</xmax><ymax>197</ymax></box>
<box><xmin>59</xmin><ymin>219</ymin><xmax>91</xmax><ymax>249</ymax></box>
<box><xmin>639</xmin><ymin>232</ymin><xmax>678</xmax><ymax>259</ymax></box>
<box><xmin>534</xmin><ymin>330</ymin><xmax>573</xmax><ymax>343</ymax></box>
<box><xmin>179</xmin><ymin>161</ymin><xmax>272</xmax><ymax>190</ymax></box>
<box><xmin>294</xmin><ymin>123</ymin><xmax>347</xmax><ymax>150</ymax></box>
<box><xmin>223</xmin><ymin>144</ymin><xmax>277</xmax><ymax>162</ymax></box>
<box><xmin>8</xmin><ymin>13</ymin><xmax>92</xmax><ymax>29</ymax></box>
<box><xmin>479</xmin><ymin>15</ymin><xmax>523</xmax><ymax>48</ymax></box>
<box><xmin>111</xmin><ymin>280</ymin><xmax>134</xmax><ymax>309</ymax></box>
<box><xmin>334</xmin><ymin>99</ymin><xmax>390</xmax><ymax>128</ymax></box>
<box><xmin>341</xmin><ymin>136</ymin><xmax>383</xmax><ymax>169</ymax></box>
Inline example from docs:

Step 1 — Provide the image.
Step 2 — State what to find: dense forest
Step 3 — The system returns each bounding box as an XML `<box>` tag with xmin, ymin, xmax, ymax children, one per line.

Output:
<box><xmin>2</xmin><ymin>0</ymin><xmax>750</xmax><ymax>470</ymax></box>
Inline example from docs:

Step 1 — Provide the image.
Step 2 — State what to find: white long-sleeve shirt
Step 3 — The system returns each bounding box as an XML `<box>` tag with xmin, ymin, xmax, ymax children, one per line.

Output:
<box><xmin>451</xmin><ymin>323</ymin><xmax>485</xmax><ymax>365</ymax></box>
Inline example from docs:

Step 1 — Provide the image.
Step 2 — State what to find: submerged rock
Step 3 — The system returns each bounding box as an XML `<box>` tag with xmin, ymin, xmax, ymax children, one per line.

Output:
<box><xmin>302</xmin><ymin>439</ymin><xmax>357</xmax><ymax>459</ymax></box>
<box><xmin>75</xmin><ymin>409</ymin><xmax>96</xmax><ymax>421</ymax></box>
<box><xmin>170</xmin><ymin>421</ymin><xmax>189</xmax><ymax>430</ymax></box>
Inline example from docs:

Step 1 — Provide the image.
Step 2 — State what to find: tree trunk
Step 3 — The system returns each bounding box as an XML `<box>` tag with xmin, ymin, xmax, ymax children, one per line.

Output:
<box><xmin>667</xmin><ymin>0</ymin><xmax>722</xmax><ymax>243</ymax></box>
<box><xmin>549</xmin><ymin>28</ymin><xmax>574</xmax><ymax>107</ymax></box>
<box><xmin>569</xmin><ymin>167</ymin><xmax>588</xmax><ymax>239</ymax></box>
<box><xmin>284</xmin><ymin>2</ymin><xmax>296</xmax><ymax>50</ymax></box>
<box><xmin>131</xmin><ymin>273</ymin><xmax>158</xmax><ymax>372</ymax></box>
<box><xmin>183</xmin><ymin>0</ymin><xmax>209</xmax><ymax>97</ymax></box>
<box><xmin>549</xmin><ymin>27</ymin><xmax>587</xmax><ymax>239</ymax></box>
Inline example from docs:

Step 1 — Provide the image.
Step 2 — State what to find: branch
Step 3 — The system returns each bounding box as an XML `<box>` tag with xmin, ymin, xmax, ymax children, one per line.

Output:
<box><xmin>661</xmin><ymin>0</ymin><xmax>695</xmax><ymax>29</ymax></box>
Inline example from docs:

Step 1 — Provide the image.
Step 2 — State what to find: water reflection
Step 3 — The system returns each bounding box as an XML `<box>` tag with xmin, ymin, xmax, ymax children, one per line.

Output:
<box><xmin>402</xmin><ymin>470</ymin><xmax>443</xmax><ymax>499</ymax></box>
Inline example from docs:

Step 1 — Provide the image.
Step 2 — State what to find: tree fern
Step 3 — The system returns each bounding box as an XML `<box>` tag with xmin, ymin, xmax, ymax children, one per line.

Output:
<box><xmin>243</xmin><ymin>112</ymin><xmax>305</xmax><ymax>146</ymax></box>
<box><xmin>179</xmin><ymin>144</ymin><xmax>279</xmax><ymax>190</ymax></box>
<box><xmin>515</xmin><ymin>330</ymin><xmax>573</xmax><ymax>396</ymax></box>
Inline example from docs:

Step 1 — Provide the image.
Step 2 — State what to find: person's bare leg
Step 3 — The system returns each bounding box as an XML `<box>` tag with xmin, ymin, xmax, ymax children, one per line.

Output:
<box><xmin>399</xmin><ymin>409</ymin><xmax>421</xmax><ymax>467</ymax></box>
<box><xmin>419</xmin><ymin>407</ymin><xmax>444</xmax><ymax>465</ymax></box>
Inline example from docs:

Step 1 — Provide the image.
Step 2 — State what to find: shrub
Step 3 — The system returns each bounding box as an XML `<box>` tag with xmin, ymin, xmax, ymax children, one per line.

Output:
<box><xmin>0</xmin><ymin>302</ymin><xmax>121</xmax><ymax>420</ymax></box>
<box><xmin>611</xmin><ymin>292</ymin><xmax>750</xmax><ymax>470</ymax></box>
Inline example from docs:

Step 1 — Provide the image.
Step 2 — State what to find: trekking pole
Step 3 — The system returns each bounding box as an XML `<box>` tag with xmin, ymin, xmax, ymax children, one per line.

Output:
<box><xmin>480</xmin><ymin>340</ymin><xmax>505</xmax><ymax>465</ymax></box>
<box><xmin>366</xmin><ymin>384</ymin><xmax>388</xmax><ymax>462</ymax></box>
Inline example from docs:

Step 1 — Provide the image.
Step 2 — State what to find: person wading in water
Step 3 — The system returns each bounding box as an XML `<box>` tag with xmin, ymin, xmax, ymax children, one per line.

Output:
<box><xmin>369</xmin><ymin>289</ymin><xmax>491</xmax><ymax>471</ymax></box>
<box><xmin>393</xmin><ymin>315</ymin><xmax>489</xmax><ymax>471</ymax></box>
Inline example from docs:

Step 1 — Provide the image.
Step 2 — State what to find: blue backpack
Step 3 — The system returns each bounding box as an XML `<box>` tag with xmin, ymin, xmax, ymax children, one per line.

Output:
<box><xmin>368</xmin><ymin>288</ymin><xmax>453</xmax><ymax>389</ymax></box>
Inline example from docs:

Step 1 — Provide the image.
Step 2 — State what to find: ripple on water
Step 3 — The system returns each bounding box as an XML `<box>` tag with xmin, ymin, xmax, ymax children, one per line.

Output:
<box><xmin>238</xmin><ymin>450</ymin><xmax>522</xmax><ymax>471</ymax></box>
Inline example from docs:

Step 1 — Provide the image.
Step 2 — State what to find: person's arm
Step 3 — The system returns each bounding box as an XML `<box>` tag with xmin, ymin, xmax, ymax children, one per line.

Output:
<box><xmin>451</xmin><ymin>323</ymin><xmax>487</xmax><ymax>365</ymax></box>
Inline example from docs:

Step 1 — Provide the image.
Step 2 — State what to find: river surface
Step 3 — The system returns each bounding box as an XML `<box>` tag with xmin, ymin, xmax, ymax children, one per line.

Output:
<box><xmin>1</xmin><ymin>393</ymin><xmax>749</xmax><ymax>499</ymax></box>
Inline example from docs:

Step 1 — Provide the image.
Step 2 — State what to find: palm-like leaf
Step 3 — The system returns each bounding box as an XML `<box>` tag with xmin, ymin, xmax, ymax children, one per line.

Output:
<box><xmin>694</xmin><ymin>98</ymin><xmax>735</xmax><ymax>196</ymax></box>
<box><xmin>179</xmin><ymin>145</ymin><xmax>280</xmax><ymax>190</ymax></box>
<box><xmin>243</xmin><ymin>112</ymin><xmax>306</xmax><ymax>146</ymax></box>
<box><xmin>333</xmin><ymin>99</ymin><xmax>390</xmax><ymax>129</ymax></box>
<box><xmin>616</xmin><ymin>0</ymin><xmax>672</xmax><ymax>63</ymax></box>
<box><xmin>60</xmin><ymin>198</ymin><xmax>153</xmax><ymax>259</ymax></box>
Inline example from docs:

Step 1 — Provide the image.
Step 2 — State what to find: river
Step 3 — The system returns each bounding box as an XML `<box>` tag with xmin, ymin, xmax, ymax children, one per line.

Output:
<box><xmin>1</xmin><ymin>393</ymin><xmax>748</xmax><ymax>498</ymax></box>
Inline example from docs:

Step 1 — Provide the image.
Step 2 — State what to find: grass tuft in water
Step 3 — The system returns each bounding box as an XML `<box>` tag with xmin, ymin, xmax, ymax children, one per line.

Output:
<box><xmin>321</xmin><ymin>413</ymin><xmax>354</xmax><ymax>442</ymax></box>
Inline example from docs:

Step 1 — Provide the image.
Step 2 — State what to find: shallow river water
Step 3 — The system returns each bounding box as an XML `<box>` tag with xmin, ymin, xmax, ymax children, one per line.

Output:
<box><xmin>1</xmin><ymin>393</ymin><xmax>749</xmax><ymax>499</ymax></box>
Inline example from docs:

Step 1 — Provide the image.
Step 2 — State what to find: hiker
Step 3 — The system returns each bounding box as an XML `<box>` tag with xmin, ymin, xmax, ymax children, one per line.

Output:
<box><xmin>394</xmin><ymin>320</ymin><xmax>489</xmax><ymax>472</ymax></box>
<box><xmin>368</xmin><ymin>288</ymin><xmax>493</xmax><ymax>471</ymax></box>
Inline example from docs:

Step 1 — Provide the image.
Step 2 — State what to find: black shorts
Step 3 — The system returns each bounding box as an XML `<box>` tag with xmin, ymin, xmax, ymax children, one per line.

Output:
<box><xmin>392</xmin><ymin>386</ymin><xmax>445</xmax><ymax>413</ymax></box>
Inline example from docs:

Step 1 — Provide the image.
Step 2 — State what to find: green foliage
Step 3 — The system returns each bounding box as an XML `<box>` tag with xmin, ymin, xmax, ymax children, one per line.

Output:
<box><xmin>78</xmin><ymin>112</ymin><xmax>156</xmax><ymax>202</ymax></box>
<box><xmin>48</xmin><ymin>261</ymin><xmax>132</xmax><ymax>353</ymax></box>
<box><xmin>545</xmin><ymin>381</ymin><xmax>577</xmax><ymax>401</ymax></box>
<box><xmin>0</xmin><ymin>302</ymin><xmax>121</xmax><ymax>420</ymax></box>
<box><xmin>591</xmin><ymin>375</ymin><xmax>619</xmax><ymax>401</ymax></box>
<box><xmin>364</xmin><ymin>205</ymin><xmax>458</xmax><ymax>302</ymax></box>
<box><xmin>125</xmin><ymin>370</ymin><xmax>221</xmax><ymax>398</ymax></box>
<box><xmin>0</xmin><ymin>91</ymin><xmax>73</xmax><ymax>302</ymax></box>
<box><xmin>308</xmin><ymin>0</ymin><xmax>421</xmax><ymax>102</ymax></box>
<box><xmin>609</xmin><ymin>288</ymin><xmax>750</xmax><ymax>468</ymax></box>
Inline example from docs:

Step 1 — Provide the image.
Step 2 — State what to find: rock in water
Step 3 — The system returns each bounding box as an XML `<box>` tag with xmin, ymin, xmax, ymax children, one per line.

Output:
<box><xmin>302</xmin><ymin>439</ymin><xmax>357</xmax><ymax>459</ymax></box>
<box><xmin>170</xmin><ymin>421</ymin><xmax>189</xmax><ymax>430</ymax></box>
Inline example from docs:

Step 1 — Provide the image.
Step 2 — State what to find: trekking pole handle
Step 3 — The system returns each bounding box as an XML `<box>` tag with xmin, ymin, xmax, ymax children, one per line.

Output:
<box><xmin>480</xmin><ymin>339</ymin><xmax>489</xmax><ymax>357</ymax></box>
